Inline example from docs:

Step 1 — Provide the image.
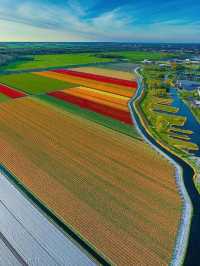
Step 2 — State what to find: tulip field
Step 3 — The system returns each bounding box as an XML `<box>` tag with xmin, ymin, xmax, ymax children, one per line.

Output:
<box><xmin>35</xmin><ymin>70</ymin><xmax>135</xmax><ymax>97</ymax></box>
<box><xmin>0</xmin><ymin>65</ymin><xmax>182</xmax><ymax>265</ymax></box>
<box><xmin>0</xmin><ymin>83</ymin><xmax>26</xmax><ymax>98</ymax></box>
<box><xmin>0</xmin><ymin>97</ymin><xmax>181</xmax><ymax>265</ymax></box>
<box><xmin>52</xmin><ymin>68</ymin><xmax>137</xmax><ymax>88</ymax></box>
<box><xmin>34</xmin><ymin>67</ymin><xmax>137</xmax><ymax>124</ymax></box>
<box><xmin>48</xmin><ymin>86</ymin><xmax>132</xmax><ymax>124</ymax></box>
<box><xmin>70</xmin><ymin>66</ymin><xmax>135</xmax><ymax>80</ymax></box>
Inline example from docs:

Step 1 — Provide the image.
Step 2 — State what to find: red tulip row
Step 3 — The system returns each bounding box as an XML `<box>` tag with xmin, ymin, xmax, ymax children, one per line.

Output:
<box><xmin>48</xmin><ymin>91</ymin><xmax>132</xmax><ymax>124</ymax></box>
<box><xmin>53</xmin><ymin>69</ymin><xmax>138</xmax><ymax>88</ymax></box>
<box><xmin>0</xmin><ymin>83</ymin><xmax>26</xmax><ymax>98</ymax></box>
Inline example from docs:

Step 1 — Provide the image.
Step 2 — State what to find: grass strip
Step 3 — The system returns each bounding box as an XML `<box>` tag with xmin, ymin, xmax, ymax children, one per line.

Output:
<box><xmin>0</xmin><ymin>93</ymin><xmax>10</xmax><ymax>103</ymax></box>
<box><xmin>0</xmin><ymin>73</ymin><xmax>77</xmax><ymax>95</ymax></box>
<box><xmin>36</xmin><ymin>94</ymin><xmax>140</xmax><ymax>139</ymax></box>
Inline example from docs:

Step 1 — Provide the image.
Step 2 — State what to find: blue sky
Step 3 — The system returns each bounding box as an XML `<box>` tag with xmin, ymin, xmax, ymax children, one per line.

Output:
<box><xmin>0</xmin><ymin>0</ymin><xmax>200</xmax><ymax>42</ymax></box>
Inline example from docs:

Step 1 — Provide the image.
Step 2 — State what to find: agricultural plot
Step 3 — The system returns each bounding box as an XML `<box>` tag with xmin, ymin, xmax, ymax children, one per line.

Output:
<box><xmin>1</xmin><ymin>53</ymin><xmax>112</xmax><ymax>71</ymax></box>
<box><xmin>52</xmin><ymin>69</ymin><xmax>137</xmax><ymax>88</ymax></box>
<box><xmin>0</xmin><ymin>83</ymin><xmax>26</xmax><ymax>98</ymax></box>
<box><xmin>0</xmin><ymin>93</ymin><xmax>10</xmax><ymax>103</ymax></box>
<box><xmin>35</xmin><ymin>68</ymin><xmax>136</xmax><ymax>124</ymax></box>
<box><xmin>0</xmin><ymin>97</ymin><xmax>181</xmax><ymax>266</ymax></box>
<box><xmin>99</xmin><ymin>51</ymin><xmax>175</xmax><ymax>62</ymax></box>
<box><xmin>48</xmin><ymin>90</ymin><xmax>132</xmax><ymax>124</ymax></box>
<box><xmin>35</xmin><ymin>71</ymin><xmax>135</xmax><ymax>97</ymax></box>
<box><xmin>61</xmin><ymin>86</ymin><xmax>130</xmax><ymax>107</ymax></box>
<box><xmin>70</xmin><ymin>66</ymin><xmax>135</xmax><ymax>80</ymax></box>
<box><xmin>0</xmin><ymin>73</ymin><xmax>77</xmax><ymax>95</ymax></box>
<box><xmin>37</xmin><ymin>95</ymin><xmax>139</xmax><ymax>139</ymax></box>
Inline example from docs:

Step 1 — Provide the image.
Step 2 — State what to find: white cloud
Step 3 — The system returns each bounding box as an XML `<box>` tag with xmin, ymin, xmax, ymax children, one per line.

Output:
<box><xmin>0</xmin><ymin>1</ymin><xmax>135</xmax><ymax>41</ymax></box>
<box><xmin>0</xmin><ymin>19</ymin><xmax>91</xmax><ymax>41</ymax></box>
<box><xmin>0</xmin><ymin>0</ymin><xmax>199</xmax><ymax>42</ymax></box>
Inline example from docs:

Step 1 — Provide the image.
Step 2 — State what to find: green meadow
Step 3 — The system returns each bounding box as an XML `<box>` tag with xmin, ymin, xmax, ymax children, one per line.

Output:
<box><xmin>0</xmin><ymin>93</ymin><xmax>10</xmax><ymax>103</ymax></box>
<box><xmin>100</xmin><ymin>51</ymin><xmax>175</xmax><ymax>62</ymax></box>
<box><xmin>1</xmin><ymin>53</ymin><xmax>112</xmax><ymax>71</ymax></box>
<box><xmin>0</xmin><ymin>73</ymin><xmax>77</xmax><ymax>94</ymax></box>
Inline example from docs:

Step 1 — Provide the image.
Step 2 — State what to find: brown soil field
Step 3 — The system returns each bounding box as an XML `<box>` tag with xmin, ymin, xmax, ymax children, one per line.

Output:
<box><xmin>0</xmin><ymin>97</ymin><xmax>181</xmax><ymax>265</ymax></box>
<box><xmin>34</xmin><ymin>71</ymin><xmax>135</xmax><ymax>97</ymax></box>
<box><xmin>70</xmin><ymin>67</ymin><xmax>135</xmax><ymax>80</ymax></box>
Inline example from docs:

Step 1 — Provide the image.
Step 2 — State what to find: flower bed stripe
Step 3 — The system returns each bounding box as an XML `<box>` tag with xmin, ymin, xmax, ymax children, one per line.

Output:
<box><xmin>48</xmin><ymin>91</ymin><xmax>132</xmax><ymax>124</ymax></box>
<box><xmin>63</xmin><ymin>91</ymin><xmax>128</xmax><ymax>112</ymax></box>
<box><xmin>62</xmin><ymin>86</ymin><xmax>129</xmax><ymax>106</ymax></box>
<box><xmin>53</xmin><ymin>69</ymin><xmax>138</xmax><ymax>88</ymax></box>
<box><xmin>35</xmin><ymin>71</ymin><xmax>134</xmax><ymax>97</ymax></box>
<box><xmin>62</xmin><ymin>88</ymin><xmax>129</xmax><ymax>112</ymax></box>
<box><xmin>0</xmin><ymin>83</ymin><xmax>26</xmax><ymax>98</ymax></box>
<box><xmin>70</xmin><ymin>67</ymin><xmax>135</xmax><ymax>81</ymax></box>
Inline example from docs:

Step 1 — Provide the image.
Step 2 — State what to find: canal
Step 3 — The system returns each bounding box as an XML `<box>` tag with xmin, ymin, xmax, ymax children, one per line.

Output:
<box><xmin>130</xmin><ymin>70</ymin><xmax>200</xmax><ymax>266</ymax></box>
<box><xmin>170</xmin><ymin>87</ymin><xmax>200</xmax><ymax>157</ymax></box>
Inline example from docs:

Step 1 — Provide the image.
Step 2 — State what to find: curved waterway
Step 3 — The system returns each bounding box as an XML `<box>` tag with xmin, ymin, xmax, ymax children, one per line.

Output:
<box><xmin>129</xmin><ymin>69</ymin><xmax>200</xmax><ymax>266</ymax></box>
<box><xmin>170</xmin><ymin>88</ymin><xmax>200</xmax><ymax>157</ymax></box>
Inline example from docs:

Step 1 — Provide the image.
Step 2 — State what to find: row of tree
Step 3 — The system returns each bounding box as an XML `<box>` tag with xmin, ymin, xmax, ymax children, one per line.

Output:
<box><xmin>0</xmin><ymin>54</ymin><xmax>17</xmax><ymax>67</ymax></box>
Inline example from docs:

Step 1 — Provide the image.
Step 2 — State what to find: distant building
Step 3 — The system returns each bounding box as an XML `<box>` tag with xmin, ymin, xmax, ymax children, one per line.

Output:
<box><xmin>142</xmin><ymin>59</ymin><xmax>152</xmax><ymax>64</ymax></box>
<box><xmin>194</xmin><ymin>100</ymin><xmax>200</xmax><ymax>107</ymax></box>
<box><xmin>159</xmin><ymin>63</ymin><xmax>170</xmax><ymax>68</ymax></box>
<box><xmin>176</xmin><ymin>80</ymin><xmax>183</xmax><ymax>89</ymax></box>
<box><xmin>185</xmin><ymin>59</ymin><xmax>190</xmax><ymax>63</ymax></box>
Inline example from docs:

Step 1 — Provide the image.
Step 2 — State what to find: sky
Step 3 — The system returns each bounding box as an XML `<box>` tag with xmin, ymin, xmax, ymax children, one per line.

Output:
<box><xmin>0</xmin><ymin>0</ymin><xmax>200</xmax><ymax>42</ymax></box>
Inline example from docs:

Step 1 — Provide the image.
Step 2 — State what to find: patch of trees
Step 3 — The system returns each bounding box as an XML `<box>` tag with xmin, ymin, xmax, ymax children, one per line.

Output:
<box><xmin>0</xmin><ymin>54</ymin><xmax>17</xmax><ymax>66</ymax></box>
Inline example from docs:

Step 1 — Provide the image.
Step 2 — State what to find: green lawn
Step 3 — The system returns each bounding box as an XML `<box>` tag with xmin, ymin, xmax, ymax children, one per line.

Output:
<box><xmin>0</xmin><ymin>73</ymin><xmax>77</xmax><ymax>94</ymax></box>
<box><xmin>37</xmin><ymin>94</ymin><xmax>140</xmax><ymax>139</ymax></box>
<box><xmin>1</xmin><ymin>53</ymin><xmax>112</xmax><ymax>71</ymax></box>
<box><xmin>0</xmin><ymin>93</ymin><xmax>10</xmax><ymax>103</ymax></box>
<box><xmin>100</xmin><ymin>51</ymin><xmax>175</xmax><ymax>62</ymax></box>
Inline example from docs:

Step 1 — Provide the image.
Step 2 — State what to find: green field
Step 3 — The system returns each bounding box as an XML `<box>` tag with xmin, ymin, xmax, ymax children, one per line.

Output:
<box><xmin>0</xmin><ymin>73</ymin><xmax>77</xmax><ymax>94</ymax></box>
<box><xmin>100</xmin><ymin>51</ymin><xmax>175</xmax><ymax>62</ymax></box>
<box><xmin>1</xmin><ymin>53</ymin><xmax>112</xmax><ymax>71</ymax></box>
<box><xmin>0</xmin><ymin>93</ymin><xmax>10</xmax><ymax>103</ymax></box>
<box><xmin>37</xmin><ymin>94</ymin><xmax>140</xmax><ymax>139</ymax></box>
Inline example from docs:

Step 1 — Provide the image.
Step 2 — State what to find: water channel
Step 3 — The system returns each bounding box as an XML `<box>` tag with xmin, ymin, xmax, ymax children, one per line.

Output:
<box><xmin>131</xmin><ymin>70</ymin><xmax>200</xmax><ymax>266</ymax></box>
